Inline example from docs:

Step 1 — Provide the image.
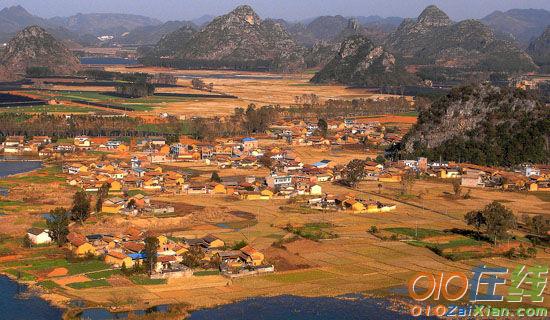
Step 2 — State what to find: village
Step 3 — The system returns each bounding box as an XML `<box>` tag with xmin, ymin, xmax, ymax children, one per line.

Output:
<box><xmin>1</xmin><ymin>106</ymin><xmax>549</xmax><ymax>314</ymax></box>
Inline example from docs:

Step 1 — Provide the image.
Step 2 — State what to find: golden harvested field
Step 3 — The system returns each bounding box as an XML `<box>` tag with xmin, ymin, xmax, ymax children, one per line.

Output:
<box><xmin>105</xmin><ymin>67</ymin><xmax>411</xmax><ymax>117</ymax></box>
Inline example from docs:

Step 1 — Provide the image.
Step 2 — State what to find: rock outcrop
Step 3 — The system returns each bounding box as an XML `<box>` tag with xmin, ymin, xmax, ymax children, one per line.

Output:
<box><xmin>400</xmin><ymin>84</ymin><xmax>549</xmax><ymax>166</ymax></box>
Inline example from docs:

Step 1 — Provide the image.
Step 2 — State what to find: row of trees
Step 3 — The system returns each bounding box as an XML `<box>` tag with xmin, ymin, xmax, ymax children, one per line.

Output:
<box><xmin>287</xmin><ymin>94</ymin><xmax>413</xmax><ymax>120</ymax></box>
<box><xmin>187</xmin><ymin>104</ymin><xmax>281</xmax><ymax>140</ymax></box>
<box><xmin>0</xmin><ymin>113</ymin><xmax>182</xmax><ymax>138</ymax></box>
<box><xmin>115</xmin><ymin>82</ymin><xmax>155</xmax><ymax>98</ymax></box>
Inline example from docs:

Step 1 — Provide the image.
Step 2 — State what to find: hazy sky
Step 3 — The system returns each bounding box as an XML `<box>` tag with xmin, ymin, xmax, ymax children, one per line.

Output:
<box><xmin>1</xmin><ymin>0</ymin><xmax>550</xmax><ymax>21</ymax></box>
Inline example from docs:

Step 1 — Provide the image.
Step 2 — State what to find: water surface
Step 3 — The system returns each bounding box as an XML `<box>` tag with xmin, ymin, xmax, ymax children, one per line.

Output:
<box><xmin>0</xmin><ymin>160</ymin><xmax>42</xmax><ymax>178</ymax></box>
<box><xmin>0</xmin><ymin>276</ymin><xmax>63</xmax><ymax>320</ymax></box>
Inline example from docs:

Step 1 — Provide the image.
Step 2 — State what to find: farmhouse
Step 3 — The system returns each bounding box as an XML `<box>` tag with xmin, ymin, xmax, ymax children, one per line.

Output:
<box><xmin>26</xmin><ymin>228</ymin><xmax>52</xmax><ymax>245</ymax></box>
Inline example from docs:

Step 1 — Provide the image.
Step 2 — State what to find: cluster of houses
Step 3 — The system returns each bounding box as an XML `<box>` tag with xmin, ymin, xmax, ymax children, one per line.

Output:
<box><xmin>384</xmin><ymin>158</ymin><xmax>550</xmax><ymax>192</ymax></box>
<box><xmin>269</xmin><ymin>118</ymin><xmax>404</xmax><ymax>148</ymax></box>
<box><xmin>308</xmin><ymin>194</ymin><xmax>396</xmax><ymax>213</ymax></box>
<box><xmin>0</xmin><ymin>136</ymin><xmax>52</xmax><ymax>154</ymax></box>
<box><xmin>26</xmin><ymin>227</ymin><xmax>272</xmax><ymax>277</ymax></box>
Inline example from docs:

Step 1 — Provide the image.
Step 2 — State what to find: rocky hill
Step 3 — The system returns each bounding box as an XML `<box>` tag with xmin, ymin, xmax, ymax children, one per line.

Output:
<box><xmin>400</xmin><ymin>84</ymin><xmax>549</xmax><ymax>166</ymax></box>
<box><xmin>305</xmin><ymin>19</ymin><xmax>368</xmax><ymax>68</ymax></box>
<box><xmin>148</xmin><ymin>5</ymin><xmax>305</xmax><ymax>72</ymax></box>
<box><xmin>310</xmin><ymin>35</ymin><xmax>416</xmax><ymax>87</ymax></box>
<box><xmin>117</xmin><ymin>21</ymin><xmax>196</xmax><ymax>45</ymax></box>
<box><xmin>481</xmin><ymin>9</ymin><xmax>550</xmax><ymax>48</ymax></box>
<box><xmin>48</xmin><ymin>13</ymin><xmax>161</xmax><ymax>37</ymax></box>
<box><xmin>0</xmin><ymin>5</ymin><xmax>47</xmax><ymax>34</ymax></box>
<box><xmin>527</xmin><ymin>26</ymin><xmax>550</xmax><ymax>72</ymax></box>
<box><xmin>0</xmin><ymin>26</ymin><xmax>80</xmax><ymax>81</ymax></box>
<box><xmin>385</xmin><ymin>5</ymin><xmax>536</xmax><ymax>73</ymax></box>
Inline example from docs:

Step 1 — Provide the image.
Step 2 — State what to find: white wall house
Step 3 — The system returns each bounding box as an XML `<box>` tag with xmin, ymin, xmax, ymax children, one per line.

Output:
<box><xmin>27</xmin><ymin>228</ymin><xmax>52</xmax><ymax>245</ymax></box>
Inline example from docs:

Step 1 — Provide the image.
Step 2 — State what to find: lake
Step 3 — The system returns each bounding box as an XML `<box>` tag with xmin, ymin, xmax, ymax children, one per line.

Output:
<box><xmin>0</xmin><ymin>276</ymin><xmax>64</xmax><ymax>320</ymax></box>
<box><xmin>0</xmin><ymin>160</ymin><xmax>42</xmax><ymax>178</ymax></box>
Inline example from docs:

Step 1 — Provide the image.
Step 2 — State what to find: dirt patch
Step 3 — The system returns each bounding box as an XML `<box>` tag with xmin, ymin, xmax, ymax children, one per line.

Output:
<box><xmin>0</xmin><ymin>255</ymin><xmax>21</xmax><ymax>262</ymax></box>
<box><xmin>264</xmin><ymin>246</ymin><xmax>314</xmax><ymax>271</ymax></box>
<box><xmin>283</xmin><ymin>239</ymin><xmax>324</xmax><ymax>254</ymax></box>
<box><xmin>422</xmin><ymin>235</ymin><xmax>463</xmax><ymax>243</ymax></box>
<box><xmin>153</xmin><ymin>201</ymin><xmax>204</xmax><ymax>215</ymax></box>
<box><xmin>54</xmin><ymin>275</ymin><xmax>89</xmax><ymax>286</ymax></box>
<box><xmin>47</xmin><ymin>267</ymin><xmax>69</xmax><ymax>277</ymax></box>
<box><xmin>107</xmin><ymin>276</ymin><xmax>133</xmax><ymax>286</ymax></box>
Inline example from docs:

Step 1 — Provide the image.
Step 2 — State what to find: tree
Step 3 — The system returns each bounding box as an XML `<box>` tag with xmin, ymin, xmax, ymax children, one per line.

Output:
<box><xmin>231</xmin><ymin>240</ymin><xmax>248</xmax><ymax>250</ymax></box>
<box><xmin>465</xmin><ymin>201</ymin><xmax>516</xmax><ymax>244</ymax></box>
<box><xmin>191</xmin><ymin>78</ymin><xmax>206</xmax><ymax>90</ymax></box>
<box><xmin>115</xmin><ymin>82</ymin><xmax>155</xmax><ymax>98</ymax></box>
<box><xmin>452</xmin><ymin>180</ymin><xmax>462</xmax><ymax>199</ymax></box>
<box><xmin>317</xmin><ymin>118</ymin><xmax>328</xmax><ymax>137</ymax></box>
<box><xmin>181</xmin><ymin>246</ymin><xmax>205</xmax><ymax>268</ymax></box>
<box><xmin>342</xmin><ymin>159</ymin><xmax>366</xmax><ymax>188</ymax></box>
<box><xmin>258</xmin><ymin>154</ymin><xmax>273</xmax><ymax>169</ymax></box>
<box><xmin>71</xmin><ymin>190</ymin><xmax>91</xmax><ymax>223</ymax></box>
<box><xmin>22</xmin><ymin>234</ymin><xmax>32</xmax><ymax>248</ymax></box>
<box><xmin>465</xmin><ymin>210</ymin><xmax>486</xmax><ymax>232</ymax></box>
<box><xmin>377</xmin><ymin>183</ymin><xmax>383</xmax><ymax>194</ymax></box>
<box><xmin>46</xmin><ymin>207</ymin><xmax>70</xmax><ymax>247</ymax></box>
<box><xmin>523</xmin><ymin>214</ymin><xmax>546</xmax><ymax>235</ymax></box>
<box><xmin>121</xmin><ymin>261</ymin><xmax>128</xmax><ymax>275</ymax></box>
<box><xmin>26</xmin><ymin>66</ymin><xmax>52</xmax><ymax>77</ymax></box>
<box><xmin>95</xmin><ymin>183</ymin><xmax>110</xmax><ymax>213</ymax></box>
<box><xmin>374</xmin><ymin>155</ymin><xmax>386</xmax><ymax>164</ymax></box>
<box><xmin>144</xmin><ymin>236</ymin><xmax>160</xmax><ymax>275</ymax></box>
<box><xmin>210</xmin><ymin>171</ymin><xmax>222</xmax><ymax>183</ymax></box>
<box><xmin>484</xmin><ymin>201</ymin><xmax>516</xmax><ymax>244</ymax></box>
<box><xmin>400</xmin><ymin>172</ymin><xmax>416</xmax><ymax>195</ymax></box>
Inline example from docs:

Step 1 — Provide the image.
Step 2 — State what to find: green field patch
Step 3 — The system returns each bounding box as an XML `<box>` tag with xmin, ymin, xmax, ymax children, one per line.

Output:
<box><xmin>37</xmin><ymin>280</ymin><xmax>61</xmax><ymax>290</ymax></box>
<box><xmin>129</xmin><ymin>275</ymin><xmax>167</xmax><ymax>285</ymax></box>
<box><xmin>193</xmin><ymin>270</ymin><xmax>220</xmax><ymax>277</ymax></box>
<box><xmin>285</xmin><ymin>222</ymin><xmax>338</xmax><ymax>241</ymax></box>
<box><xmin>0</xmin><ymin>105</ymin><xmax>94</xmax><ymax>113</ymax></box>
<box><xmin>86</xmin><ymin>269</ymin><xmax>121</xmax><ymax>280</ymax></box>
<box><xmin>263</xmin><ymin>269</ymin><xmax>334</xmax><ymax>283</ymax></box>
<box><xmin>6</xmin><ymin>166</ymin><xmax>64</xmax><ymax>184</ymax></box>
<box><xmin>385</xmin><ymin>227</ymin><xmax>446</xmax><ymax>240</ymax></box>
<box><xmin>4</xmin><ymin>269</ymin><xmax>37</xmax><ymax>281</ymax></box>
<box><xmin>67</xmin><ymin>279</ymin><xmax>111</xmax><ymax>289</ymax></box>
<box><xmin>126</xmin><ymin>190</ymin><xmax>149</xmax><ymax>197</ymax></box>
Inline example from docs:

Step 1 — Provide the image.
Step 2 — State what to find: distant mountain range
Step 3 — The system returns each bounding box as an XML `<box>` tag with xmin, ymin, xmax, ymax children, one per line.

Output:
<box><xmin>480</xmin><ymin>9</ymin><xmax>550</xmax><ymax>48</ymax></box>
<box><xmin>528</xmin><ymin>26</ymin><xmax>550</xmax><ymax>72</ymax></box>
<box><xmin>385</xmin><ymin>5</ymin><xmax>536</xmax><ymax>73</ymax></box>
<box><xmin>1</xmin><ymin>4</ymin><xmax>548</xmax><ymax>50</ymax></box>
<box><xmin>0</xmin><ymin>4</ymin><xmax>548</xmax><ymax>83</ymax></box>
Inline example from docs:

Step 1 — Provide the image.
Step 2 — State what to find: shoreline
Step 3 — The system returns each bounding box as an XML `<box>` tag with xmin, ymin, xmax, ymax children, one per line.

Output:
<box><xmin>0</xmin><ymin>159</ymin><xmax>43</xmax><ymax>179</ymax></box>
<box><xmin>1</xmin><ymin>269</ymin><xmax>415</xmax><ymax>320</ymax></box>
